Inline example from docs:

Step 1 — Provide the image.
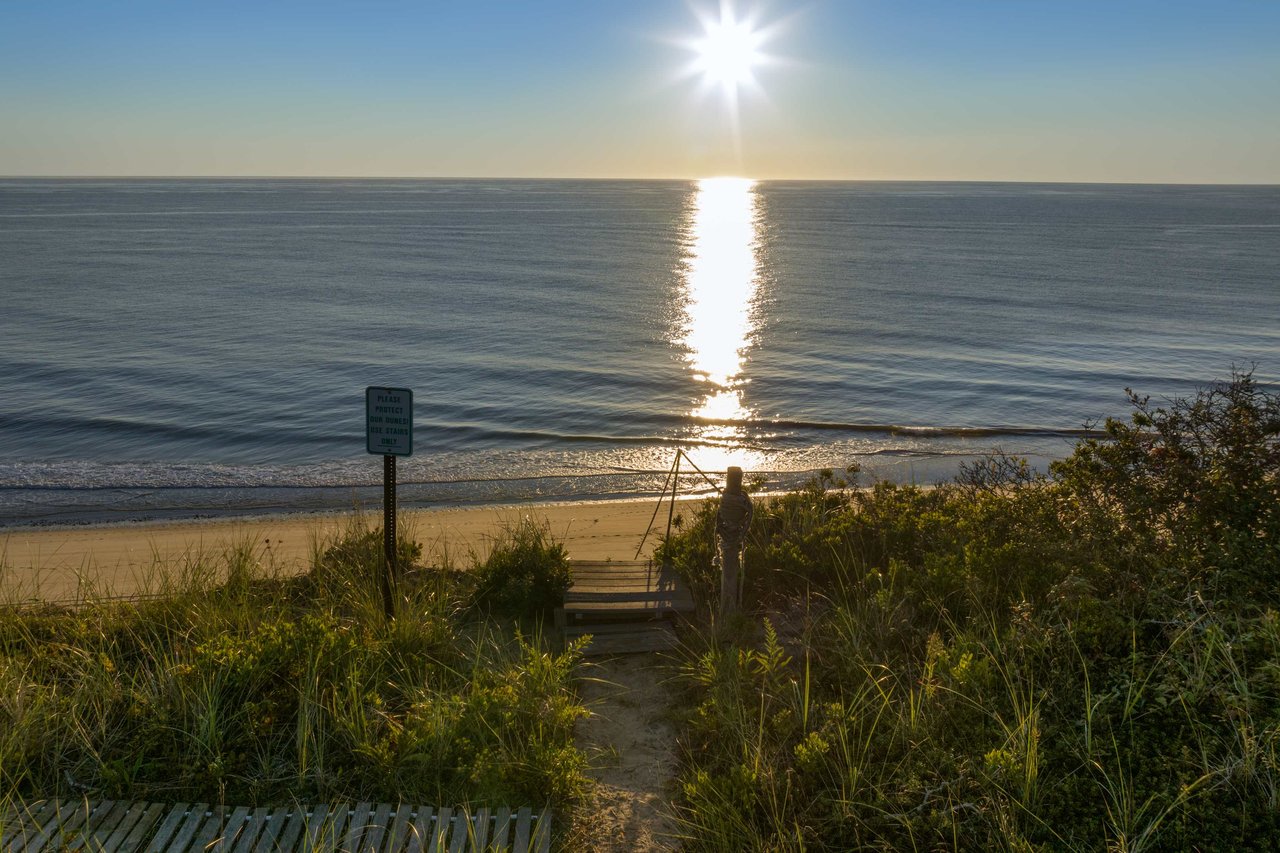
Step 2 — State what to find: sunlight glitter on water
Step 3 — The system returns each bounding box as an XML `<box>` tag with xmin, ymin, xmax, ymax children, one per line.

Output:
<box><xmin>674</xmin><ymin>177</ymin><xmax>768</xmax><ymax>474</ymax></box>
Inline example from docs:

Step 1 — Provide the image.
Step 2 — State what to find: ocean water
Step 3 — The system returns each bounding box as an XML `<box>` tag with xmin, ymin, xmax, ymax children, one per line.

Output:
<box><xmin>1</xmin><ymin>178</ymin><xmax>1277</xmax><ymax>526</ymax></box>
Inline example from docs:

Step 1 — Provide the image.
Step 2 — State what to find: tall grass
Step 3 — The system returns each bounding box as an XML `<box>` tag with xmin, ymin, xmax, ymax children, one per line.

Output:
<box><xmin>0</xmin><ymin>514</ymin><xmax>589</xmax><ymax>815</ymax></box>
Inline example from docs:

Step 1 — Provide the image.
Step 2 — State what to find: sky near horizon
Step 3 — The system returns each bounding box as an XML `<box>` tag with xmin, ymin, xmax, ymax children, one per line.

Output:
<box><xmin>2</xmin><ymin>1</ymin><xmax>1278</xmax><ymax>182</ymax></box>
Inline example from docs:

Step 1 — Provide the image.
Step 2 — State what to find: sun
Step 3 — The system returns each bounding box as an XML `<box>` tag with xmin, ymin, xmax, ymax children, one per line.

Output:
<box><xmin>692</xmin><ymin>7</ymin><xmax>764</xmax><ymax>92</ymax></box>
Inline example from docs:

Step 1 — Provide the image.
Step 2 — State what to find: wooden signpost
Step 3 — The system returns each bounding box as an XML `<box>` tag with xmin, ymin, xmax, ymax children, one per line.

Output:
<box><xmin>366</xmin><ymin>386</ymin><xmax>413</xmax><ymax>618</ymax></box>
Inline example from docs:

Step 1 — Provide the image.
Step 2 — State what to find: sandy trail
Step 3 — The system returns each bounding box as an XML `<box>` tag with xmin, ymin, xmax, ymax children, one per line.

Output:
<box><xmin>575</xmin><ymin>654</ymin><xmax>680</xmax><ymax>852</ymax></box>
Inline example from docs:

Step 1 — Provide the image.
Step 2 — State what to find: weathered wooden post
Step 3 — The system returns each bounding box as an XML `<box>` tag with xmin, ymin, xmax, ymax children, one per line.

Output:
<box><xmin>717</xmin><ymin>466</ymin><xmax>753</xmax><ymax>619</ymax></box>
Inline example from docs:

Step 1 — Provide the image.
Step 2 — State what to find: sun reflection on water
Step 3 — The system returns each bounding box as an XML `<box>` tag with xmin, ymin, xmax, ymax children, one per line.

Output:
<box><xmin>674</xmin><ymin>177</ymin><xmax>766</xmax><ymax>473</ymax></box>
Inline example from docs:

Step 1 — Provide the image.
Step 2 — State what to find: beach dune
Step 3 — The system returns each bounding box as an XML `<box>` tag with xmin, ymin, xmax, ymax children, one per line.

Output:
<box><xmin>1</xmin><ymin>498</ymin><xmax>705</xmax><ymax>602</ymax></box>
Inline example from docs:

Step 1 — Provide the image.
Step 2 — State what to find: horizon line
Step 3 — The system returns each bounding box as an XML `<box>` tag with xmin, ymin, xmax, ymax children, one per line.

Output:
<box><xmin>2</xmin><ymin>175</ymin><xmax>1279</xmax><ymax>187</ymax></box>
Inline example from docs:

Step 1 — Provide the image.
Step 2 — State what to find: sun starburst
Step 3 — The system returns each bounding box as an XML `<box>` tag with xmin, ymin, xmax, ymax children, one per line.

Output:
<box><xmin>692</xmin><ymin>7</ymin><xmax>764</xmax><ymax>93</ymax></box>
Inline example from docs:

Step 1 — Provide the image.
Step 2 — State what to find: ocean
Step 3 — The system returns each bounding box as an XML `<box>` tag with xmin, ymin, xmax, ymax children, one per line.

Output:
<box><xmin>1</xmin><ymin>178</ymin><xmax>1277</xmax><ymax>526</ymax></box>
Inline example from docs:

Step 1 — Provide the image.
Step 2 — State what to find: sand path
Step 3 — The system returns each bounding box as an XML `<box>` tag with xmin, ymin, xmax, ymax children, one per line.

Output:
<box><xmin>575</xmin><ymin>653</ymin><xmax>680</xmax><ymax>852</ymax></box>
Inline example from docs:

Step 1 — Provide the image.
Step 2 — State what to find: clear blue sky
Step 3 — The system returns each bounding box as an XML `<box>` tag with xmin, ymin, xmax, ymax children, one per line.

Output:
<box><xmin>3</xmin><ymin>0</ymin><xmax>1278</xmax><ymax>181</ymax></box>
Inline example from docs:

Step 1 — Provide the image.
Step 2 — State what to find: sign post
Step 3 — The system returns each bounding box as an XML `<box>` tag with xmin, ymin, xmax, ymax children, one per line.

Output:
<box><xmin>366</xmin><ymin>386</ymin><xmax>413</xmax><ymax>618</ymax></box>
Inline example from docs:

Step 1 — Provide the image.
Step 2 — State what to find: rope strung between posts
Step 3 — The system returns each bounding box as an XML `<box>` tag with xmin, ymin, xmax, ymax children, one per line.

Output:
<box><xmin>633</xmin><ymin>448</ymin><xmax>725</xmax><ymax>560</ymax></box>
<box><xmin>635</xmin><ymin>451</ymin><xmax>679</xmax><ymax>560</ymax></box>
<box><xmin>679</xmin><ymin>450</ymin><xmax>726</xmax><ymax>494</ymax></box>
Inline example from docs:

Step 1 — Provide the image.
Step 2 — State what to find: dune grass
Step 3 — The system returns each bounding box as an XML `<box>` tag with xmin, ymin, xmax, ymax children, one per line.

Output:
<box><xmin>661</xmin><ymin>370</ymin><xmax>1280</xmax><ymax>851</ymax></box>
<box><xmin>4</xmin><ymin>371</ymin><xmax>1277</xmax><ymax>850</ymax></box>
<box><xmin>0</xmin><ymin>513</ymin><xmax>589</xmax><ymax>818</ymax></box>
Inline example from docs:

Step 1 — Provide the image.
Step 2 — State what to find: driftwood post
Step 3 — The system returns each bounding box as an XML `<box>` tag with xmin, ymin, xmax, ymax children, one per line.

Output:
<box><xmin>717</xmin><ymin>466</ymin><xmax>753</xmax><ymax>619</ymax></box>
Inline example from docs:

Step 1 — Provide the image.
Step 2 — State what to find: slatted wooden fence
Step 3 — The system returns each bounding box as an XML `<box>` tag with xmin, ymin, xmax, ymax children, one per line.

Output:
<box><xmin>0</xmin><ymin>799</ymin><xmax>550</xmax><ymax>852</ymax></box>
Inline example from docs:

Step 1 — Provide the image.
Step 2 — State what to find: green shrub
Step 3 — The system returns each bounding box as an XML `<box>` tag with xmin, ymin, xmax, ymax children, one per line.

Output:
<box><xmin>1052</xmin><ymin>368</ymin><xmax>1280</xmax><ymax>608</ymax></box>
<box><xmin>319</xmin><ymin>523</ymin><xmax>422</xmax><ymax>569</ymax></box>
<box><xmin>655</xmin><ymin>497</ymin><xmax>720</xmax><ymax>608</ymax></box>
<box><xmin>666</xmin><ymin>370</ymin><xmax>1280</xmax><ymax>850</ymax></box>
<box><xmin>470</xmin><ymin>517</ymin><xmax>572</xmax><ymax>618</ymax></box>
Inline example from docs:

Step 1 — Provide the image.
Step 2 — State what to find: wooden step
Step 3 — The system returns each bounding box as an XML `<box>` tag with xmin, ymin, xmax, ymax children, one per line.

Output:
<box><xmin>564</xmin><ymin>597</ymin><xmax>693</xmax><ymax>615</ymax></box>
<box><xmin>567</xmin><ymin>622</ymin><xmax>677</xmax><ymax>656</ymax></box>
<box><xmin>570</xmin><ymin>573</ymin><xmax>676</xmax><ymax>587</ymax></box>
<box><xmin>568</xmin><ymin>617</ymin><xmax>675</xmax><ymax>630</ymax></box>
<box><xmin>563</xmin><ymin>559</ymin><xmax>695</xmax><ymax>622</ymax></box>
<box><xmin>565</xmin><ymin>590</ymin><xmax>694</xmax><ymax>604</ymax></box>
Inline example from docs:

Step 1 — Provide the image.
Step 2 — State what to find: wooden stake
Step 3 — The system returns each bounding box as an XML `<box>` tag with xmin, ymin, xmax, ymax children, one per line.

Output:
<box><xmin>718</xmin><ymin>466</ymin><xmax>749</xmax><ymax>619</ymax></box>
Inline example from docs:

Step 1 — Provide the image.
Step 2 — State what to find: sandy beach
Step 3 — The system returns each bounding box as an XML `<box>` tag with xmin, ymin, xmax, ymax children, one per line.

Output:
<box><xmin>0</xmin><ymin>497</ymin><xmax>708</xmax><ymax>602</ymax></box>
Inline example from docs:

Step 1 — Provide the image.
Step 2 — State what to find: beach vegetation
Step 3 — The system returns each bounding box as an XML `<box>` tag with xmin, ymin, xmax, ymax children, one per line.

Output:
<box><xmin>3</xmin><ymin>369</ymin><xmax>1278</xmax><ymax>849</ymax></box>
<box><xmin>0</xmin><ymin>514</ymin><xmax>589</xmax><ymax>815</ymax></box>
<box><xmin>661</xmin><ymin>369</ymin><xmax>1280</xmax><ymax>850</ymax></box>
<box><xmin>469</xmin><ymin>517</ymin><xmax>573</xmax><ymax>620</ymax></box>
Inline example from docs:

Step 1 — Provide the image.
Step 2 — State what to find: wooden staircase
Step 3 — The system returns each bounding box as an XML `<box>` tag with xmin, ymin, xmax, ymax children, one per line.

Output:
<box><xmin>558</xmin><ymin>561</ymin><xmax>694</xmax><ymax>656</ymax></box>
